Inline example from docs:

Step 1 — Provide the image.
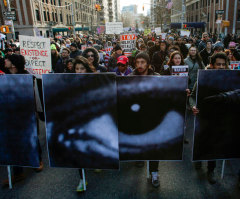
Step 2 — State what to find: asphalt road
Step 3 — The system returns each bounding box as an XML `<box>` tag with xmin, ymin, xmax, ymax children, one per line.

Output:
<box><xmin>1</xmin><ymin>111</ymin><xmax>240</xmax><ymax>199</ymax></box>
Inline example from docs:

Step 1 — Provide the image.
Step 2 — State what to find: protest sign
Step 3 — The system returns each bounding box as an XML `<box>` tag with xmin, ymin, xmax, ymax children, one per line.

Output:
<box><xmin>120</xmin><ymin>34</ymin><xmax>136</xmax><ymax>57</ymax></box>
<box><xmin>0</xmin><ymin>75</ymin><xmax>39</xmax><ymax>167</ymax></box>
<box><xmin>155</xmin><ymin>27</ymin><xmax>161</xmax><ymax>35</ymax></box>
<box><xmin>106</xmin><ymin>22</ymin><xmax>123</xmax><ymax>34</ymax></box>
<box><xmin>105</xmin><ymin>46</ymin><xmax>113</xmax><ymax>55</ymax></box>
<box><xmin>55</xmin><ymin>35</ymin><xmax>62</xmax><ymax>39</ymax></box>
<box><xmin>180</xmin><ymin>29</ymin><xmax>190</xmax><ymax>37</ymax></box>
<box><xmin>230</xmin><ymin>61</ymin><xmax>240</xmax><ymax>70</ymax></box>
<box><xmin>97</xmin><ymin>26</ymin><xmax>105</xmax><ymax>34</ymax></box>
<box><xmin>144</xmin><ymin>29</ymin><xmax>151</xmax><ymax>36</ymax></box>
<box><xmin>193</xmin><ymin>70</ymin><xmax>240</xmax><ymax>161</ymax></box>
<box><xmin>160</xmin><ymin>33</ymin><xmax>167</xmax><ymax>40</ymax></box>
<box><xmin>43</xmin><ymin>74</ymin><xmax>119</xmax><ymax>169</ymax></box>
<box><xmin>172</xmin><ymin>65</ymin><xmax>188</xmax><ymax>76</ymax></box>
<box><xmin>118</xmin><ymin>76</ymin><xmax>187</xmax><ymax>161</ymax></box>
<box><xmin>19</xmin><ymin>35</ymin><xmax>51</xmax><ymax>78</ymax></box>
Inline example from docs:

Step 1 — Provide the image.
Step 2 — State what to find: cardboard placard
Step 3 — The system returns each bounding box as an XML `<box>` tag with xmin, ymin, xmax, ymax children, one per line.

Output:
<box><xmin>172</xmin><ymin>65</ymin><xmax>189</xmax><ymax>76</ymax></box>
<box><xmin>106</xmin><ymin>22</ymin><xmax>123</xmax><ymax>34</ymax></box>
<box><xmin>19</xmin><ymin>35</ymin><xmax>51</xmax><ymax>78</ymax></box>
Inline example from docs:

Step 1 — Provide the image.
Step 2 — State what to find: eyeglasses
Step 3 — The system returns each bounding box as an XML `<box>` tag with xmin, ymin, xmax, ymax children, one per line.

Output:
<box><xmin>87</xmin><ymin>54</ymin><xmax>94</xmax><ymax>58</ymax></box>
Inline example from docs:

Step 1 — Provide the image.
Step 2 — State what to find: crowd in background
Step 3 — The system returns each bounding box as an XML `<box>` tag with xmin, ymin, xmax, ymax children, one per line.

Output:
<box><xmin>0</xmin><ymin>30</ymin><xmax>240</xmax><ymax>192</ymax></box>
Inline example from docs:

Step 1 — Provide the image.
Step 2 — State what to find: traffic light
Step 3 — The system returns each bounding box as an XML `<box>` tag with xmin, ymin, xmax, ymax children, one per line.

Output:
<box><xmin>142</xmin><ymin>5</ymin><xmax>144</xmax><ymax>11</ymax></box>
<box><xmin>183</xmin><ymin>24</ymin><xmax>187</xmax><ymax>28</ymax></box>
<box><xmin>68</xmin><ymin>27</ymin><xmax>72</xmax><ymax>31</ymax></box>
<box><xmin>0</xmin><ymin>25</ymin><xmax>10</xmax><ymax>33</ymax></box>
<box><xmin>95</xmin><ymin>4</ymin><xmax>101</xmax><ymax>11</ymax></box>
<box><xmin>3</xmin><ymin>0</ymin><xmax>7</xmax><ymax>7</ymax></box>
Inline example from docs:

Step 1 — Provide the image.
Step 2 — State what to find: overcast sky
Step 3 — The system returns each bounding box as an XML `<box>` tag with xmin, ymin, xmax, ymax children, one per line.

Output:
<box><xmin>120</xmin><ymin>0</ymin><xmax>150</xmax><ymax>15</ymax></box>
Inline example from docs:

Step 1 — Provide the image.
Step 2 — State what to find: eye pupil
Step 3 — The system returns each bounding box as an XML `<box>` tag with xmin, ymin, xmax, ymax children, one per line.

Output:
<box><xmin>131</xmin><ymin>104</ymin><xmax>140</xmax><ymax>112</ymax></box>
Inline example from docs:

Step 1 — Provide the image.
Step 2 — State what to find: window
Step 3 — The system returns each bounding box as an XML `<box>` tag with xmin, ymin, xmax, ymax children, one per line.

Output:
<box><xmin>60</xmin><ymin>12</ymin><xmax>63</xmax><ymax>22</ymax></box>
<box><xmin>54</xmin><ymin>0</ymin><xmax>56</xmax><ymax>5</ymax></box>
<box><xmin>55</xmin><ymin>13</ymin><xmax>58</xmax><ymax>22</ymax></box>
<box><xmin>43</xmin><ymin>11</ymin><xmax>47</xmax><ymax>21</ymax></box>
<box><xmin>35</xmin><ymin>9</ymin><xmax>40</xmax><ymax>21</ymax></box>
<box><xmin>58</xmin><ymin>0</ymin><xmax>61</xmax><ymax>6</ymax></box>
<box><xmin>66</xmin><ymin>14</ymin><xmax>69</xmax><ymax>24</ymax></box>
<box><xmin>52</xmin><ymin>12</ymin><xmax>55</xmax><ymax>21</ymax></box>
<box><xmin>47</xmin><ymin>11</ymin><xmax>50</xmax><ymax>21</ymax></box>
<box><xmin>196</xmin><ymin>2</ymin><xmax>198</xmax><ymax>9</ymax></box>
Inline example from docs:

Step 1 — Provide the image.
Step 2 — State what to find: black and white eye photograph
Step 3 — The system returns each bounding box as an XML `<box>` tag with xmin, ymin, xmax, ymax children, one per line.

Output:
<box><xmin>117</xmin><ymin>76</ymin><xmax>188</xmax><ymax>161</ymax></box>
<box><xmin>42</xmin><ymin>74</ymin><xmax>119</xmax><ymax>169</ymax></box>
<box><xmin>0</xmin><ymin>75</ymin><xmax>39</xmax><ymax>167</ymax></box>
<box><xmin>193</xmin><ymin>70</ymin><xmax>240</xmax><ymax>161</ymax></box>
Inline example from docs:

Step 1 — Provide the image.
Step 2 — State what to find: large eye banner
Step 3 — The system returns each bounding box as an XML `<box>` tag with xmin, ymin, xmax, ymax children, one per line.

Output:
<box><xmin>0</xmin><ymin>75</ymin><xmax>39</xmax><ymax>167</ymax></box>
<box><xmin>118</xmin><ymin>76</ymin><xmax>188</xmax><ymax>161</ymax></box>
<box><xmin>42</xmin><ymin>74</ymin><xmax>119</xmax><ymax>169</ymax></box>
<box><xmin>193</xmin><ymin>70</ymin><xmax>240</xmax><ymax>161</ymax></box>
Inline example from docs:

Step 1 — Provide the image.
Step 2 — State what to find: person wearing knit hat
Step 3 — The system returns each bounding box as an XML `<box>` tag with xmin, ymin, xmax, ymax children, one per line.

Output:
<box><xmin>51</xmin><ymin>44</ymin><xmax>57</xmax><ymax>50</ymax></box>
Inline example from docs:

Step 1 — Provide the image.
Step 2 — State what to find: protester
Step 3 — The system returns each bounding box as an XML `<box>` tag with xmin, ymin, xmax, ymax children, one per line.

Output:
<box><xmin>72</xmin><ymin>56</ymin><xmax>95</xmax><ymax>192</ymax></box>
<box><xmin>108</xmin><ymin>45</ymin><xmax>123</xmax><ymax>72</ymax></box>
<box><xmin>64</xmin><ymin>58</ymin><xmax>74</xmax><ymax>73</ymax></box>
<box><xmin>198</xmin><ymin>32</ymin><xmax>209</xmax><ymax>52</ymax></box>
<box><xmin>164</xmin><ymin>51</ymin><xmax>185</xmax><ymax>75</ymax></box>
<box><xmin>200</xmin><ymin>40</ymin><xmax>213</xmax><ymax>67</ymax></box>
<box><xmin>114</xmin><ymin>55</ymin><xmax>132</xmax><ymax>76</ymax></box>
<box><xmin>189</xmin><ymin>52</ymin><xmax>230</xmax><ymax>185</ymax></box>
<box><xmin>82</xmin><ymin>47</ymin><xmax>107</xmax><ymax>72</ymax></box>
<box><xmin>70</xmin><ymin>43</ymin><xmax>82</xmax><ymax>59</ymax></box>
<box><xmin>55</xmin><ymin>48</ymin><xmax>70</xmax><ymax>73</ymax></box>
<box><xmin>129</xmin><ymin>53</ymin><xmax>160</xmax><ymax>188</ymax></box>
<box><xmin>148</xmin><ymin>36</ymin><xmax>161</xmax><ymax>61</ymax></box>
<box><xmin>51</xmin><ymin>44</ymin><xmax>60</xmax><ymax>73</ymax></box>
<box><xmin>151</xmin><ymin>40</ymin><xmax>169</xmax><ymax>74</ymax></box>
<box><xmin>184</xmin><ymin>46</ymin><xmax>205</xmax><ymax>91</ymax></box>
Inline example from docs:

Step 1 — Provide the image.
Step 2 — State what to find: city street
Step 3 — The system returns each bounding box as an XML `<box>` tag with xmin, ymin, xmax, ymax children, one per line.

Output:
<box><xmin>1</xmin><ymin>112</ymin><xmax>240</xmax><ymax>199</ymax></box>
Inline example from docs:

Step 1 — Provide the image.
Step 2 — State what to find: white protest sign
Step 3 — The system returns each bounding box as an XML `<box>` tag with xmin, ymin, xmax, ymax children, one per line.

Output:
<box><xmin>0</xmin><ymin>33</ymin><xmax>6</xmax><ymax>40</ymax></box>
<box><xmin>155</xmin><ymin>27</ymin><xmax>161</xmax><ymax>35</ymax></box>
<box><xmin>106</xmin><ymin>22</ymin><xmax>123</xmax><ymax>34</ymax></box>
<box><xmin>19</xmin><ymin>35</ymin><xmax>51</xmax><ymax>78</ymax></box>
<box><xmin>160</xmin><ymin>33</ymin><xmax>167</xmax><ymax>40</ymax></box>
<box><xmin>180</xmin><ymin>29</ymin><xmax>190</xmax><ymax>37</ymax></box>
<box><xmin>230</xmin><ymin>61</ymin><xmax>240</xmax><ymax>70</ymax></box>
<box><xmin>172</xmin><ymin>65</ymin><xmax>189</xmax><ymax>76</ymax></box>
<box><xmin>120</xmin><ymin>34</ymin><xmax>136</xmax><ymax>56</ymax></box>
<box><xmin>105</xmin><ymin>46</ymin><xmax>113</xmax><ymax>55</ymax></box>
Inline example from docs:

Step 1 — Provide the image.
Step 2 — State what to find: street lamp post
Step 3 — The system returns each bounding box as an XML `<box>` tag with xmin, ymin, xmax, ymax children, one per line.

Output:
<box><xmin>71</xmin><ymin>0</ymin><xmax>76</xmax><ymax>35</ymax></box>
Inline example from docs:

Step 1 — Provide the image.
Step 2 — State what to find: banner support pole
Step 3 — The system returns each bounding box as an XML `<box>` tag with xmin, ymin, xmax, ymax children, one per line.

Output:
<box><xmin>147</xmin><ymin>161</ymin><xmax>149</xmax><ymax>179</ymax></box>
<box><xmin>7</xmin><ymin>166</ymin><xmax>12</xmax><ymax>189</ymax></box>
<box><xmin>82</xmin><ymin>169</ymin><xmax>86</xmax><ymax>191</ymax></box>
<box><xmin>221</xmin><ymin>160</ymin><xmax>225</xmax><ymax>179</ymax></box>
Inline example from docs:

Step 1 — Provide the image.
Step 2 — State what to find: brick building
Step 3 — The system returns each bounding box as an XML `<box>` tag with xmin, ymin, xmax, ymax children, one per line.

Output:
<box><xmin>186</xmin><ymin>0</ymin><xmax>240</xmax><ymax>34</ymax></box>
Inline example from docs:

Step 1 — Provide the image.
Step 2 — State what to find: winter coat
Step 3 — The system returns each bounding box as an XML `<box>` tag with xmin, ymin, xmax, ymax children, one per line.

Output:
<box><xmin>184</xmin><ymin>56</ymin><xmax>204</xmax><ymax>90</ymax></box>
<box><xmin>151</xmin><ymin>51</ymin><xmax>168</xmax><ymax>74</ymax></box>
<box><xmin>200</xmin><ymin>48</ymin><xmax>213</xmax><ymax>67</ymax></box>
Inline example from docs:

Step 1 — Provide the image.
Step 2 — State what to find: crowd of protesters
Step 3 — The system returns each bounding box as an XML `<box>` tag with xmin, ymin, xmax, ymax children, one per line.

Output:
<box><xmin>0</xmin><ymin>30</ymin><xmax>240</xmax><ymax>192</ymax></box>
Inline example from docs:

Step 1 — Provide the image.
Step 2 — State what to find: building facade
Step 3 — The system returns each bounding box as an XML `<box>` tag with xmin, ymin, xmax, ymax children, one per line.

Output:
<box><xmin>185</xmin><ymin>0</ymin><xmax>240</xmax><ymax>34</ymax></box>
<box><xmin>0</xmin><ymin>0</ymin><xmax>100</xmax><ymax>38</ymax></box>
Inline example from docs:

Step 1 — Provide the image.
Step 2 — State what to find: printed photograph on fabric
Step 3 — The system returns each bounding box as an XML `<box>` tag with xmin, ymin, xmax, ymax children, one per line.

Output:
<box><xmin>117</xmin><ymin>76</ymin><xmax>188</xmax><ymax>161</ymax></box>
<box><xmin>193</xmin><ymin>70</ymin><xmax>240</xmax><ymax>161</ymax></box>
<box><xmin>42</xmin><ymin>74</ymin><xmax>119</xmax><ymax>169</ymax></box>
<box><xmin>0</xmin><ymin>75</ymin><xmax>39</xmax><ymax>167</ymax></box>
